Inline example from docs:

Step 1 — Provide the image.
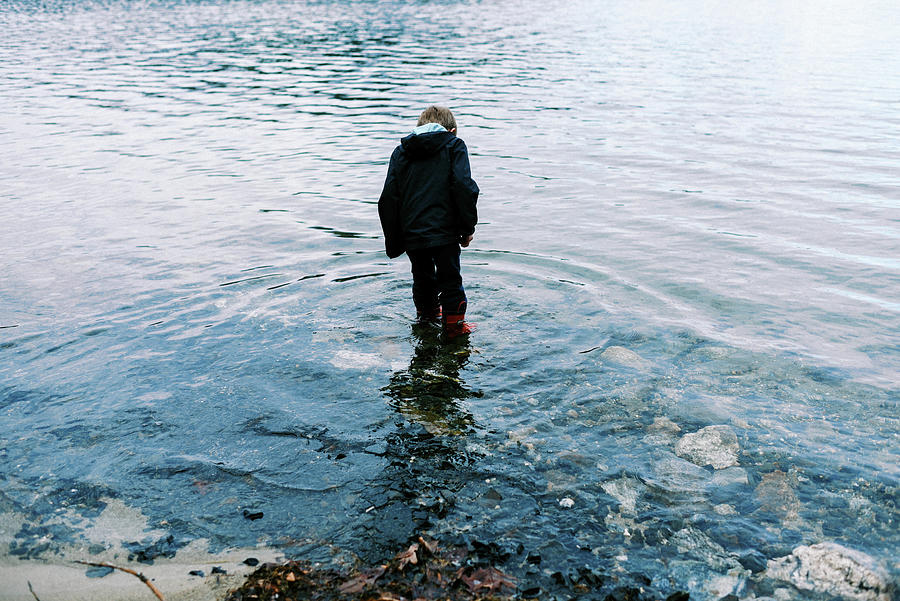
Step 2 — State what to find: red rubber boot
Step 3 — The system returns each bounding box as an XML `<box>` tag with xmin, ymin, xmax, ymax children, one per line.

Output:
<box><xmin>442</xmin><ymin>302</ymin><xmax>476</xmax><ymax>338</ymax></box>
<box><xmin>416</xmin><ymin>306</ymin><xmax>442</xmax><ymax>323</ymax></box>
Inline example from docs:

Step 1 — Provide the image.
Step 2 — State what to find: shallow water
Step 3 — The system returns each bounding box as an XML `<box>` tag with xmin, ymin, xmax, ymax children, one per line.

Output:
<box><xmin>1</xmin><ymin>0</ymin><xmax>898</xmax><ymax>598</ymax></box>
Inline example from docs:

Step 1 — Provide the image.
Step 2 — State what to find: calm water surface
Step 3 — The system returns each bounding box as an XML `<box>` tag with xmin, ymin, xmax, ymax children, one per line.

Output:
<box><xmin>1</xmin><ymin>0</ymin><xmax>898</xmax><ymax>598</ymax></box>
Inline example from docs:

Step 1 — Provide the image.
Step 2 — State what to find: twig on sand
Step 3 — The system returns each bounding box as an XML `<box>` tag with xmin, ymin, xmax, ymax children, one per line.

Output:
<box><xmin>74</xmin><ymin>560</ymin><xmax>166</xmax><ymax>601</ymax></box>
<box><xmin>27</xmin><ymin>581</ymin><xmax>41</xmax><ymax>601</ymax></box>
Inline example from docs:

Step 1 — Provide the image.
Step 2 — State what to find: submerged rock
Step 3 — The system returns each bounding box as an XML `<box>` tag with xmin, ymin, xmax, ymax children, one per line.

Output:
<box><xmin>753</xmin><ymin>470</ymin><xmax>801</xmax><ymax>523</ymax></box>
<box><xmin>711</xmin><ymin>466</ymin><xmax>748</xmax><ymax>485</ymax></box>
<box><xmin>655</xmin><ymin>561</ymin><xmax>748</xmax><ymax>601</ymax></box>
<box><xmin>646</xmin><ymin>453</ymin><xmax>710</xmax><ymax>495</ymax></box>
<box><xmin>765</xmin><ymin>542</ymin><xmax>893</xmax><ymax>601</ymax></box>
<box><xmin>675</xmin><ymin>425</ymin><xmax>739</xmax><ymax>469</ymax></box>
<box><xmin>601</xmin><ymin>477</ymin><xmax>646</xmax><ymax>515</ymax></box>
<box><xmin>599</xmin><ymin>346</ymin><xmax>650</xmax><ymax>369</ymax></box>
<box><xmin>670</xmin><ymin>527</ymin><xmax>743</xmax><ymax>573</ymax></box>
<box><xmin>647</xmin><ymin>416</ymin><xmax>681</xmax><ymax>436</ymax></box>
<box><xmin>644</xmin><ymin>416</ymin><xmax>682</xmax><ymax>446</ymax></box>
<box><xmin>658</xmin><ymin>528</ymin><xmax>749</xmax><ymax>600</ymax></box>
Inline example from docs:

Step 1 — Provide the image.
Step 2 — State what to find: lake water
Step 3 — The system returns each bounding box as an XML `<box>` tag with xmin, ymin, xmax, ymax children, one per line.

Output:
<box><xmin>1</xmin><ymin>0</ymin><xmax>898</xmax><ymax>599</ymax></box>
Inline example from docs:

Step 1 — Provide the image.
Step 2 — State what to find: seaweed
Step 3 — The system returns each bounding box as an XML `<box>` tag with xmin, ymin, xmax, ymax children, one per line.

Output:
<box><xmin>223</xmin><ymin>536</ymin><xmax>516</xmax><ymax>601</ymax></box>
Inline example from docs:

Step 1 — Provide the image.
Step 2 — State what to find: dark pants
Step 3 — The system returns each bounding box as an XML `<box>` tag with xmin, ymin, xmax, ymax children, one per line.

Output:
<box><xmin>407</xmin><ymin>244</ymin><xmax>466</xmax><ymax>315</ymax></box>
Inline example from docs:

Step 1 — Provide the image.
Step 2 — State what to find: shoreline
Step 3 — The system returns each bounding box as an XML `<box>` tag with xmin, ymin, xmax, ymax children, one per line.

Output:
<box><xmin>0</xmin><ymin>543</ymin><xmax>282</xmax><ymax>601</ymax></box>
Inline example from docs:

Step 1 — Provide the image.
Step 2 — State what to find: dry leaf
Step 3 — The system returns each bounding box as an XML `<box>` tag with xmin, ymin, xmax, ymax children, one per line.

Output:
<box><xmin>460</xmin><ymin>567</ymin><xmax>517</xmax><ymax>593</ymax></box>
<box><xmin>338</xmin><ymin>566</ymin><xmax>385</xmax><ymax>593</ymax></box>
<box><xmin>394</xmin><ymin>543</ymin><xmax>419</xmax><ymax>570</ymax></box>
<box><xmin>417</xmin><ymin>536</ymin><xmax>437</xmax><ymax>555</ymax></box>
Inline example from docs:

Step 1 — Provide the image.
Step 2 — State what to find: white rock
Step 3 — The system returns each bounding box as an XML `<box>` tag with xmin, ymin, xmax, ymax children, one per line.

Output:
<box><xmin>601</xmin><ymin>477</ymin><xmax>645</xmax><ymax>515</ymax></box>
<box><xmin>675</xmin><ymin>425</ymin><xmax>740</xmax><ymax>469</ymax></box>
<box><xmin>671</xmin><ymin>527</ymin><xmax>742</xmax><ymax>572</ymax></box>
<box><xmin>599</xmin><ymin>346</ymin><xmax>649</xmax><ymax>369</ymax></box>
<box><xmin>765</xmin><ymin>542</ymin><xmax>892</xmax><ymax>601</ymax></box>
<box><xmin>559</xmin><ymin>497</ymin><xmax>575</xmax><ymax>508</ymax></box>
<box><xmin>713</xmin><ymin>503</ymin><xmax>737</xmax><ymax>516</ymax></box>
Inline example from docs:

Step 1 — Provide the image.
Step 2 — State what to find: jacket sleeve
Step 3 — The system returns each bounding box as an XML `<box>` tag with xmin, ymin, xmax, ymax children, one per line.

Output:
<box><xmin>449</xmin><ymin>139</ymin><xmax>479</xmax><ymax>236</ymax></box>
<box><xmin>378</xmin><ymin>148</ymin><xmax>405</xmax><ymax>258</ymax></box>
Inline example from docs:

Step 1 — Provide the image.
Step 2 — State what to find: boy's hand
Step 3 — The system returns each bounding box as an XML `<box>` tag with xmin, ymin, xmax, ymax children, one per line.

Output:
<box><xmin>460</xmin><ymin>234</ymin><xmax>473</xmax><ymax>248</ymax></box>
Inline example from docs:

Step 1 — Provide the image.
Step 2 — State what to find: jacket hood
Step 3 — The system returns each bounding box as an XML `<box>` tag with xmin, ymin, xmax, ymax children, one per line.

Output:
<box><xmin>400</xmin><ymin>128</ymin><xmax>455</xmax><ymax>160</ymax></box>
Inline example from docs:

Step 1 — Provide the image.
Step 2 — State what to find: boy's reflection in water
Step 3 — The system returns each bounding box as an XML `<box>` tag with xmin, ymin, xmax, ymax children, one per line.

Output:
<box><xmin>358</xmin><ymin>323</ymin><xmax>481</xmax><ymax>560</ymax></box>
<box><xmin>386</xmin><ymin>323</ymin><xmax>480</xmax><ymax>436</ymax></box>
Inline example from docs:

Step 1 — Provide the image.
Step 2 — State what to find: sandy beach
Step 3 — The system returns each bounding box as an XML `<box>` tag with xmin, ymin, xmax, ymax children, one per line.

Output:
<box><xmin>0</xmin><ymin>543</ymin><xmax>281</xmax><ymax>601</ymax></box>
<box><xmin>0</xmin><ymin>498</ymin><xmax>281</xmax><ymax>601</ymax></box>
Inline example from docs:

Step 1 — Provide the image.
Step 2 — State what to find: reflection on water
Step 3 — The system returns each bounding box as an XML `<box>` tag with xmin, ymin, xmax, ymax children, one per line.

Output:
<box><xmin>1</xmin><ymin>0</ymin><xmax>898</xmax><ymax>598</ymax></box>
<box><xmin>386</xmin><ymin>324</ymin><xmax>480</xmax><ymax>437</ymax></box>
<box><xmin>358</xmin><ymin>326</ymin><xmax>480</xmax><ymax>560</ymax></box>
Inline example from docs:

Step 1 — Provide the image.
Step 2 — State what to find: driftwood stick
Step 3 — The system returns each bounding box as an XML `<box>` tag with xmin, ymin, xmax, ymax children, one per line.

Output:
<box><xmin>75</xmin><ymin>560</ymin><xmax>166</xmax><ymax>601</ymax></box>
<box><xmin>27</xmin><ymin>581</ymin><xmax>41</xmax><ymax>601</ymax></box>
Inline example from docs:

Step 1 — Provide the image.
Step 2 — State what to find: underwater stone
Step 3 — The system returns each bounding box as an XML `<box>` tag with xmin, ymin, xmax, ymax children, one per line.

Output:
<box><xmin>738</xmin><ymin>550</ymin><xmax>767</xmax><ymax>573</ymax></box>
<box><xmin>599</xmin><ymin>346</ymin><xmax>649</xmax><ymax>369</ymax></box>
<box><xmin>646</xmin><ymin>453</ymin><xmax>710</xmax><ymax>494</ymax></box>
<box><xmin>670</xmin><ymin>527</ymin><xmax>743</xmax><ymax>573</ymax></box>
<box><xmin>644</xmin><ymin>416</ymin><xmax>682</xmax><ymax>446</ymax></box>
<box><xmin>675</xmin><ymin>425</ymin><xmax>740</xmax><ymax>469</ymax></box>
<box><xmin>765</xmin><ymin>542</ymin><xmax>893</xmax><ymax>601</ymax></box>
<box><xmin>713</xmin><ymin>504</ymin><xmax>737</xmax><ymax>516</ymax></box>
<box><xmin>242</xmin><ymin>509</ymin><xmax>264</xmax><ymax>521</ymax></box>
<box><xmin>709</xmin><ymin>467</ymin><xmax>748</xmax><ymax>488</ymax></box>
<box><xmin>601</xmin><ymin>477</ymin><xmax>645</xmax><ymax>515</ymax></box>
<box><xmin>754</xmin><ymin>470</ymin><xmax>801</xmax><ymax>523</ymax></box>
<box><xmin>653</xmin><ymin>560</ymin><xmax>748</xmax><ymax>601</ymax></box>
<box><xmin>648</xmin><ymin>416</ymin><xmax>680</xmax><ymax>434</ymax></box>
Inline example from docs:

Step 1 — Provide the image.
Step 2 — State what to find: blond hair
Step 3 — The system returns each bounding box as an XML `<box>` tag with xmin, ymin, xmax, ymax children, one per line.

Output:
<box><xmin>417</xmin><ymin>105</ymin><xmax>457</xmax><ymax>131</ymax></box>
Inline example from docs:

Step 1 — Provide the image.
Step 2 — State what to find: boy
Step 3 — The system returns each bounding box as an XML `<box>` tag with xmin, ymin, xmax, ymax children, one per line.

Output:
<box><xmin>378</xmin><ymin>106</ymin><xmax>479</xmax><ymax>338</ymax></box>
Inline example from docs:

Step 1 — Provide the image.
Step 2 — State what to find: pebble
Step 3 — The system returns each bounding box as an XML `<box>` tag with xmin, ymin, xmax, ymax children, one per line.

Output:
<box><xmin>675</xmin><ymin>425</ymin><xmax>740</xmax><ymax>469</ymax></box>
<box><xmin>559</xmin><ymin>497</ymin><xmax>575</xmax><ymax>508</ymax></box>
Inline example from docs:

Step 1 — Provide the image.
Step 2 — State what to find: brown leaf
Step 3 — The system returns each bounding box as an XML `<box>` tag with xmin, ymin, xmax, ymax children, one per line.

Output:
<box><xmin>459</xmin><ymin>567</ymin><xmax>517</xmax><ymax>593</ymax></box>
<box><xmin>394</xmin><ymin>543</ymin><xmax>419</xmax><ymax>570</ymax></box>
<box><xmin>417</xmin><ymin>536</ymin><xmax>437</xmax><ymax>555</ymax></box>
<box><xmin>338</xmin><ymin>566</ymin><xmax>386</xmax><ymax>594</ymax></box>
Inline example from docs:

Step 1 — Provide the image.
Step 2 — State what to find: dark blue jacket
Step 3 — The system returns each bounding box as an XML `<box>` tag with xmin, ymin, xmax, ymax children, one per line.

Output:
<box><xmin>378</xmin><ymin>130</ymin><xmax>479</xmax><ymax>258</ymax></box>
